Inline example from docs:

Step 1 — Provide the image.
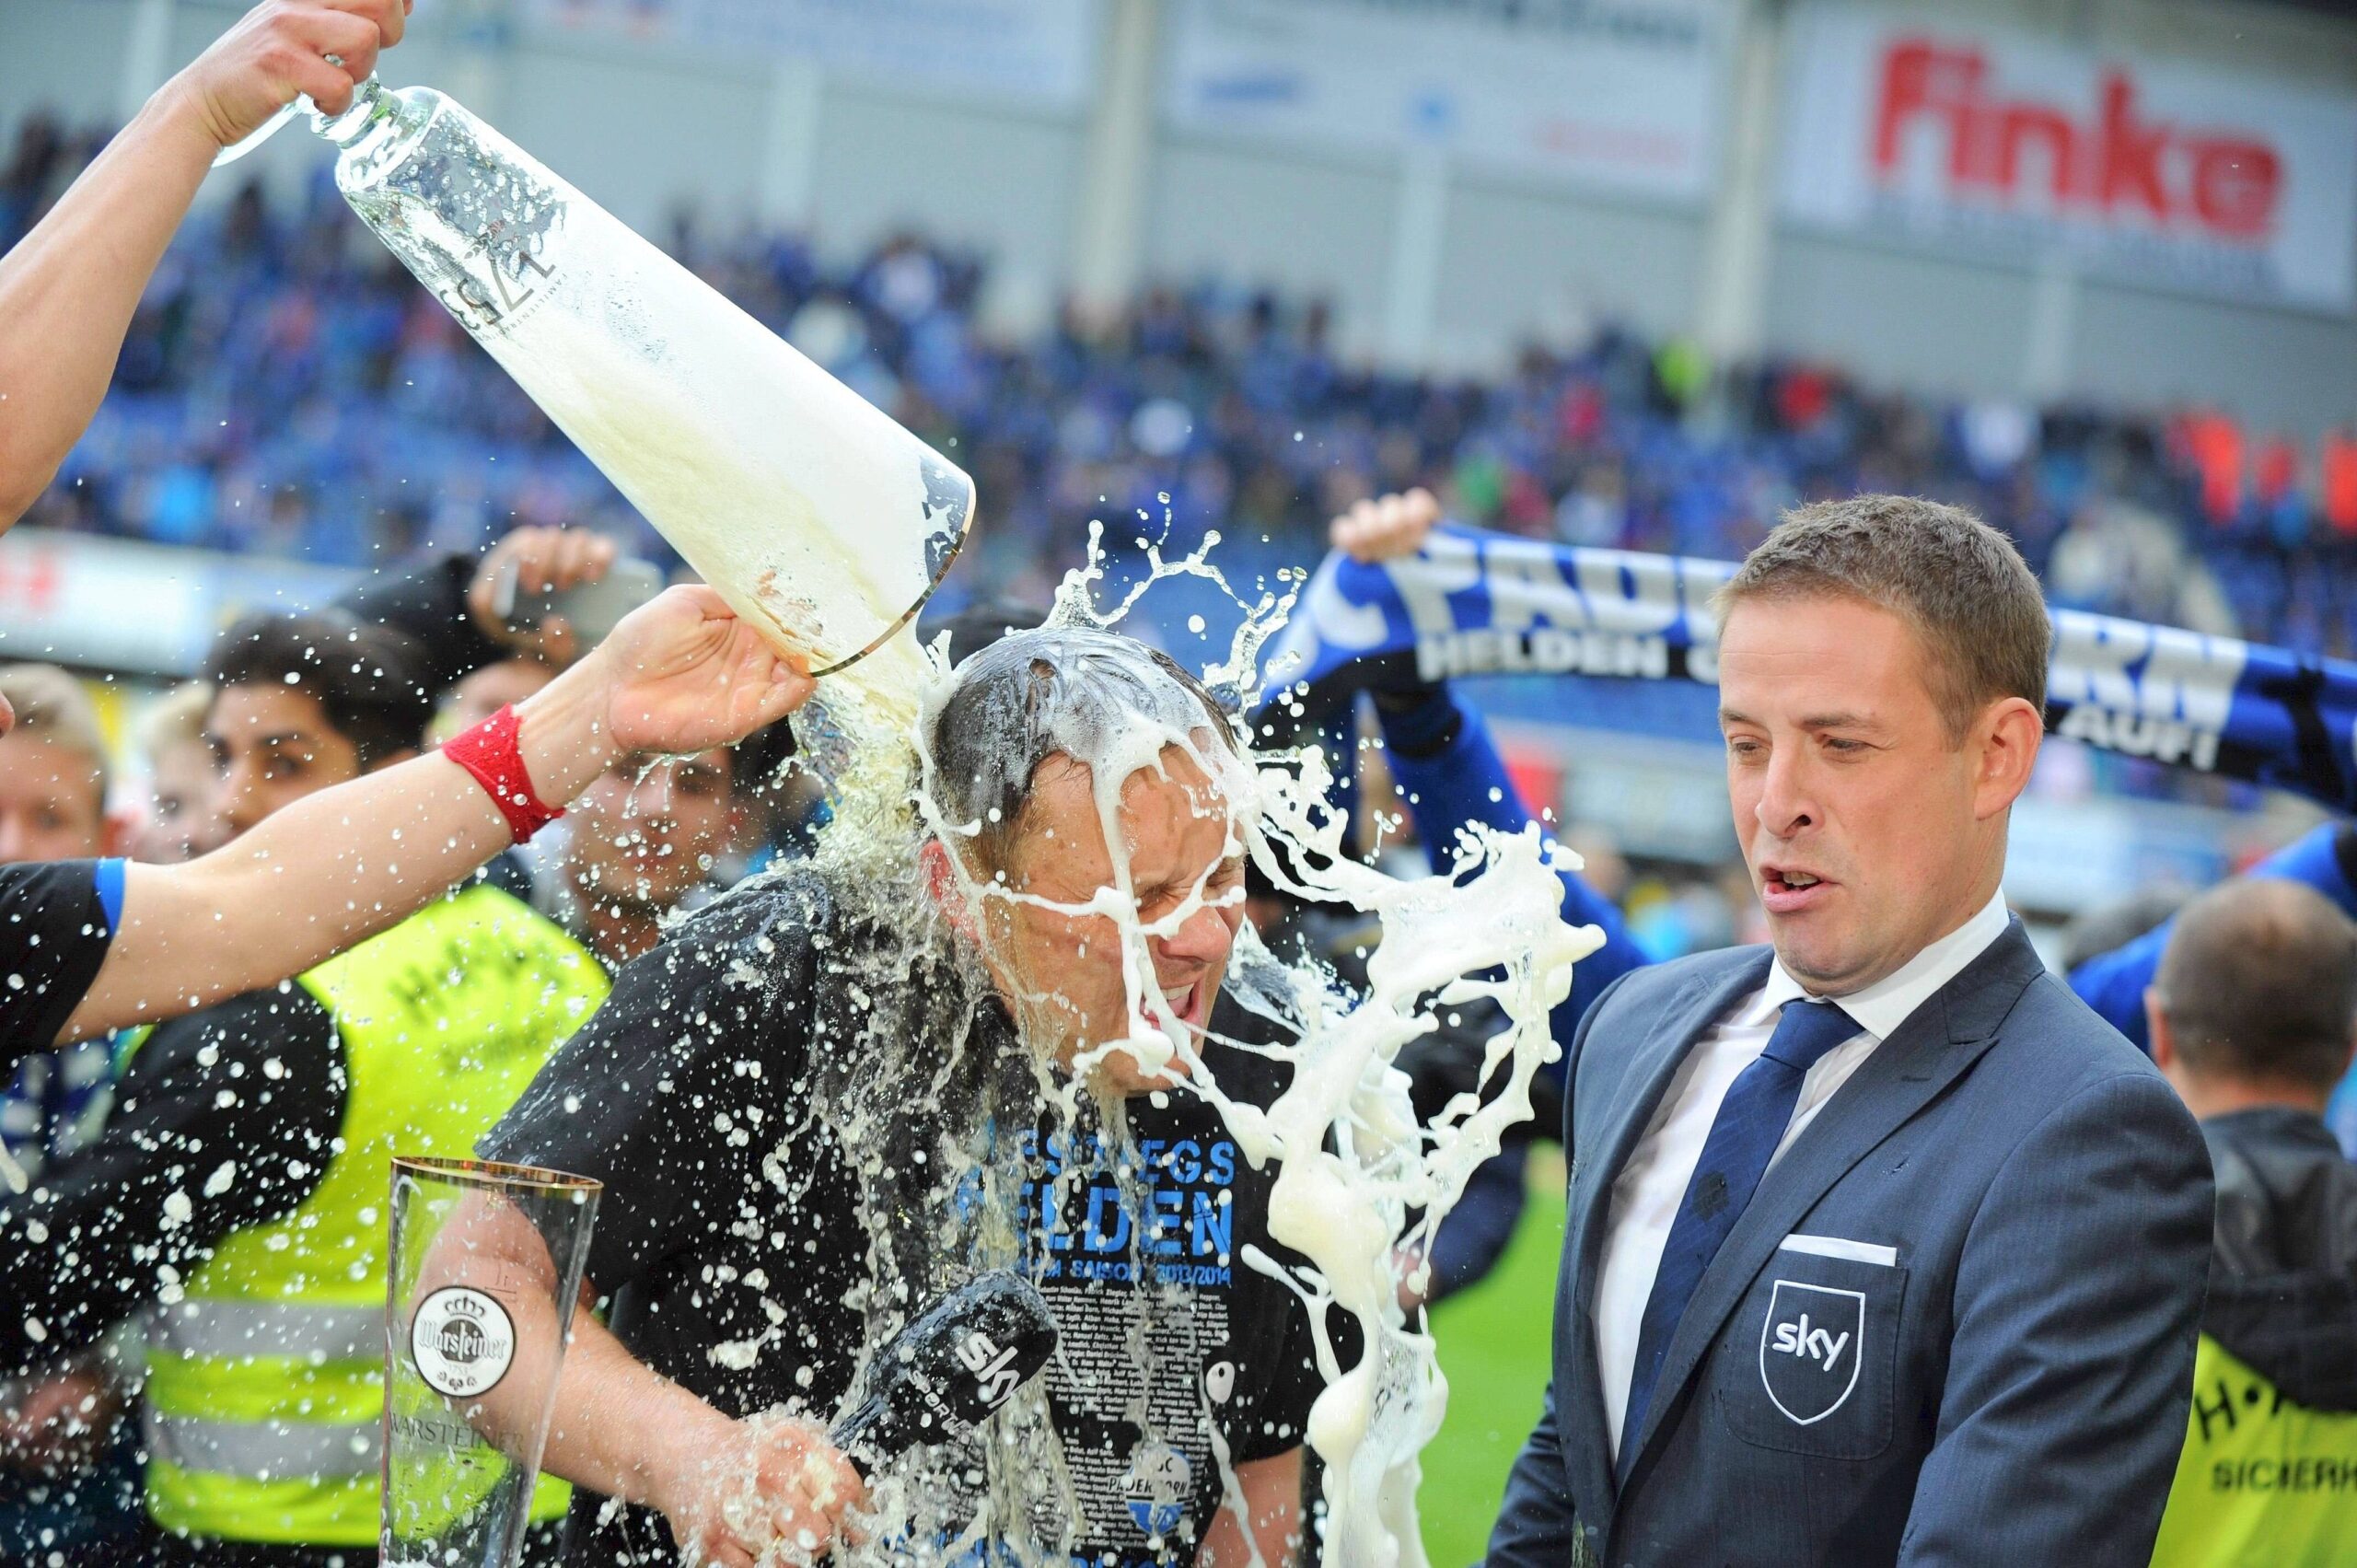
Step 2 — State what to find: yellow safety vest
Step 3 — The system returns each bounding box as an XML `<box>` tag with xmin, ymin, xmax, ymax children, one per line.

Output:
<box><xmin>141</xmin><ymin>882</ymin><xmax>608</xmax><ymax>1546</ymax></box>
<box><xmin>2151</xmin><ymin>1334</ymin><xmax>2357</xmax><ymax>1568</ymax></box>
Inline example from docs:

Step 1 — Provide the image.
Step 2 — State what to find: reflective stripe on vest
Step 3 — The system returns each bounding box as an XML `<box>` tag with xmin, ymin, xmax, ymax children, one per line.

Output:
<box><xmin>147</xmin><ymin>1300</ymin><xmax>384</xmax><ymax>1364</ymax></box>
<box><xmin>141</xmin><ymin>883</ymin><xmax>606</xmax><ymax>1546</ymax></box>
<box><xmin>145</xmin><ymin>1406</ymin><xmax>380</xmax><ymax>1481</ymax></box>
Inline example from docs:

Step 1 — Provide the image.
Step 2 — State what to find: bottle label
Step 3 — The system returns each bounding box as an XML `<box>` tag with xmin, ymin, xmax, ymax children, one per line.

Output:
<box><xmin>435</xmin><ymin>215</ymin><xmax>562</xmax><ymax>338</ymax></box>
<box><xmin>409</xmin><ymin>1284</ymin><xmax>517</xmax><ymax>1399</ymax></box>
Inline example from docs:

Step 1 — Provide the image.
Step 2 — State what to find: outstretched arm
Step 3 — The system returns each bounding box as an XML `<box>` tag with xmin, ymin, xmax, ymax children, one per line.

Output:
<box><xmin>1329</xmin><ymin>493</ymin><xmax>1651</xmax><ymax>1032</ymax></box>
<box><xmin>424</xmin><ymin>1192</ymin><xmax>860</xmax><ymax>1568</ymax></box>
<box><xmin>52</xmin><ymin>586</ymin><xmax>812</xmax><ymax>1045</ymax></box>
<box><xmin>0</xmin><ymin>0</ymin><xmax>410</xmax><ymax>526</ymax></box>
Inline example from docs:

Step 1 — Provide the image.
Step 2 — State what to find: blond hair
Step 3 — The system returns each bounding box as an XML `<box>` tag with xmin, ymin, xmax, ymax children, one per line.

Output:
<box><xmin>0</xmin><ymin>662</ymin><xmax>110</xmax><ymax>806</ymax></box>
<box><xmin>139</xmin><ymin>680</ymin><xmax>213</xmax><ymax>765</ymax></box>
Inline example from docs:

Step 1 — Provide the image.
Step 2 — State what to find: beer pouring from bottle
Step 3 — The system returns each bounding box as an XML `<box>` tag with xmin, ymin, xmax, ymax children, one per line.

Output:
<box><xmin>272</xmin><ymin>76</ymin><xmax>970</xmax><ymax>674</ymax></box>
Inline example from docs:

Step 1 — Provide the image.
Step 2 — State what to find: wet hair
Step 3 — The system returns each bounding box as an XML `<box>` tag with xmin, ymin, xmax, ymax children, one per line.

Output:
<box><xmin>918</xmin><ymin>598</ymin><xmax>1051</xmax><ymax>669</ymax></box>
<box><xmin>2154</xmin><ymin>878</ymin><xmax>2357</xmax><ymax>1092</ymax></box>
<box><xmin>204</xmin><ymin>613</ymin><xmax>435</xmax><ymax>769</ymax></box>
<box><xmin>1715</xmin><ymin>494</ymin><xmax>2049</xmax><ymax>742</ymax></box>
<box><xmin>0</xmin><ymin>662</ymin><xmax>110</xmax><ymax>807</ymax></box>
<box><xmin>924</xmin><ymin>627</ymin><xmax>1235</xmax><ymax>875</ymax></box>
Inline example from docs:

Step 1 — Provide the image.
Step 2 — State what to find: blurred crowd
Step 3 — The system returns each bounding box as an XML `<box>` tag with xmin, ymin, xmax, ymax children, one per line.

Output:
<box><xmin>6</xmin><ymin>109</ymin><xmax>2357</xmax><ymax>660</ymax></box>
<box><xmin>10</xmin><ymin>0</ymin><xmax>2357</xmax><ymax>1548</ymax></box>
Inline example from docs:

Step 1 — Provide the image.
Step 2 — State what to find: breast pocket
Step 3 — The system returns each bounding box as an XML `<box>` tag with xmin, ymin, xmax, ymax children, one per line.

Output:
<box><xmin>1713</xmin><ymin>1235</ymin><xmax>1909</xmax><ymax>1460</ymax></box>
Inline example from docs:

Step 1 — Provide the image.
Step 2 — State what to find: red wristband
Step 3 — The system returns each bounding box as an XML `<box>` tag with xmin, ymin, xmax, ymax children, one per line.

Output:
<box><xmin>442</xmin><ymin>704</ymin><xmax>564</xmax><ymax>844</ymax></box>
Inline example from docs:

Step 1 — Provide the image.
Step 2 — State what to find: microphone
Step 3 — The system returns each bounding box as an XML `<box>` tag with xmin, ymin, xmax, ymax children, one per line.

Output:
<box><xmin>828</xmin><ymin>1271</ymin><xmax>1058</xmax><ymax>1475</ymax></box>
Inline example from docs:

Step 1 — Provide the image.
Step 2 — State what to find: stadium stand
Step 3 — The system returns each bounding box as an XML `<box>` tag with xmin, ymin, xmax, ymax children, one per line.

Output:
<box><xmin>6</xmin><ymin>111</ymin><xmax>2351</xmax><ymax>671</ymax></box>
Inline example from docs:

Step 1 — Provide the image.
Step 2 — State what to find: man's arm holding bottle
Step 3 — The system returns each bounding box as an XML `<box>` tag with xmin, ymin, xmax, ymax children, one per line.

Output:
<box><xmin>0</xmin><ymin>0</ymin><xmax>410</xmax><ymax>526</ymax></box>
<box><xmin>49</xmin><ymin>585</ymin><xmax>813</xmax><ymax>1048</ymax></box>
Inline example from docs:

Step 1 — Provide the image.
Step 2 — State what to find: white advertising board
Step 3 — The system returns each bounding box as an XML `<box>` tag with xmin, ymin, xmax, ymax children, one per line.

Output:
<box><xmin>1165</xmin><ymin>0</ymin><xmax>1732</xmax><ymax>203</ymax></box>
<box><xmin>1779</xmin><ymin>3</ymin><xmax>2357</xmax><ymax>312</ymax></box>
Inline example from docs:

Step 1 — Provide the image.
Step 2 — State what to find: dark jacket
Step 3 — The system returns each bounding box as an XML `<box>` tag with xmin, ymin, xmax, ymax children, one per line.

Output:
<box><xmin>1489</xmin><ymin>923</ymin><xmax>2216</xmax><ymax>1568</ymax></box>
<box><xmin>2200</xmin><ymin>1106</ymin><xmax>2357</xmax><ymax>1412</ymax></box>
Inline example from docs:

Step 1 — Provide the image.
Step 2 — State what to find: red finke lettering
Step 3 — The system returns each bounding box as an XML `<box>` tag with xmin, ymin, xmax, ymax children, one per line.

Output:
<box><xmin>1871</xmin><ymin>37</ymin><xmax>2282</xmax><ymax>241</ymax></box>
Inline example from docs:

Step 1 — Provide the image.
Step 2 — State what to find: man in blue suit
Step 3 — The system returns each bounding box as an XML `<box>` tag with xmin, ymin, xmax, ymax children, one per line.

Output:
<box><xmin>1489</xmin><ymin>494</ymin><xmax>2215</xmax><ymax>1566</ymax></box>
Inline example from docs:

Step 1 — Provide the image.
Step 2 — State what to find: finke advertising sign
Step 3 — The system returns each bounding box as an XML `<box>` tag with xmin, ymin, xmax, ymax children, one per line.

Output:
<box><xmin>1780</xmin><ymin>4</ymin><xmax>2357</xmax><ymax>312</ymax></box>
<box><xmin>1166</xmin><ymin>0</ymin><xmax>1731</xmax><ymax>203</ymax></box>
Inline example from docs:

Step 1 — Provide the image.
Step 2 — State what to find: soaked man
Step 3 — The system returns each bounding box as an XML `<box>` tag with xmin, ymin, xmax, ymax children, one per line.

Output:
<box><xmin>471</xmin><ymin>629</ymin><xmax>1321</xmax><ymax>1567</ymax></box>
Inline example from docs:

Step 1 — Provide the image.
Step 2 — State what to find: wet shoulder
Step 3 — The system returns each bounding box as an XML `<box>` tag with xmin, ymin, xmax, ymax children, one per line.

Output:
<box><xmin>627</xmin><ymin>866</ymin><xmax>837</xmax><ymax>994</ymax></box>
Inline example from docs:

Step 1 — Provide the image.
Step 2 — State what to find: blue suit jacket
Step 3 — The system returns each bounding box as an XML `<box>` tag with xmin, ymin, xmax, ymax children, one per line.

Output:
<box><xmin>1488</xmin><ymin>923</ymin><xmax>2214</xmax><ymax>1567</ymax></box>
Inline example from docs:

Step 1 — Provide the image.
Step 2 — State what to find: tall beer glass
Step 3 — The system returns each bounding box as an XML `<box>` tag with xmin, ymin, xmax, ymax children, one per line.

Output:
<box><xmin>383</xmin><ymin>1157</ymin><xmax>598</xmax><ymax>1567</ymax></box>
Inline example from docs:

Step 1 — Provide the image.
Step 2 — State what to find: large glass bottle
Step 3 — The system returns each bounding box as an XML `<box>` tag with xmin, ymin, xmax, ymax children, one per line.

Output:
<box><xmin>312</xmin><ymin>82</ymin><xmax>970</xmax><ymax>674</ymax></box>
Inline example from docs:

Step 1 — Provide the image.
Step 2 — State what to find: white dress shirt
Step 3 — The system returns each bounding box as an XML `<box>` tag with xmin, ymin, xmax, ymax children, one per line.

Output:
<box><xmin>1593</xmin><ymin>889</ymin><xmax>2012</xmax><ymax>1458</ymax></box>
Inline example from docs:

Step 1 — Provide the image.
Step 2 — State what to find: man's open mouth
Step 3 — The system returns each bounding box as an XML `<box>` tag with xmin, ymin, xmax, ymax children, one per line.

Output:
<box><xmin>1761</xmin><ymin>865</ymin><xmax>1832</xmax><ymax>911</ymax></box>
<box><xmin>1159</xmin><ymin>978</ymin><xmax>1205</xmax><ymax>1031</ymax></box>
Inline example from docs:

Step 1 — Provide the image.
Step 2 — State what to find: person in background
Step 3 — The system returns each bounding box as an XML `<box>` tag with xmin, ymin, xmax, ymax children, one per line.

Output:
<box><xmin>2072</xmin><ymin>822</ymin><xmax>2357</xmax><ymax>1156</ymax></box>
<box><xmin>366</xmin><ymin>525</ymin><xmax>806</xmax><ymax>962</ymax></box>
<box><xmin>0</xmin><ymin>611</ymin><xmax>615</xmax><ymax>1567</ymax></box>
<box><xmin>0</xmin><ymin>663</ymin><xmax>134</xmax><ymax>1194</ymax></box>
<box><xmin>1318</xmin><ymin>491</ymin><xmax>1652</xmax><ymax>1301</ymax></box>
<box><xmin>356</xmin><ymin>524</ymin><xmax>621</xmax><ymax>906</ymax></box>
<box><xmin>552</xmin><ymin>744</ymin><xmax>748</xmax><ymax>967</ymax></box>
<box><xmin>0</xmin><ymin>665</ymin><xmax>126</xmax><ymax>866</ymax></box>
<box><xmin>0</xmin><ymin>665</ymin><xmax>143</xmax><ymax>1568</ymax></box>
<box><xmin>131</xmin><ymin>681</ymin><xmax>223</xmax><ymax>865</ymax></box>
<box><xmin>2146</xmin><ymin>879</ymin><xmax>2357</xmax><ymax>1568</ymax></box>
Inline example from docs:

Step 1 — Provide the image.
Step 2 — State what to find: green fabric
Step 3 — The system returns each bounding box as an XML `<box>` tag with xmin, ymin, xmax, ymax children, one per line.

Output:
<box><xmin>144</xmin><ymin>884</ymin><xmax>606</xmax><ymax>1546</ymax></box>
<box><xmin>2152</xmin><ymin>1334</ymin><xmax>2357</xmax><ymax>1568</ymax></box>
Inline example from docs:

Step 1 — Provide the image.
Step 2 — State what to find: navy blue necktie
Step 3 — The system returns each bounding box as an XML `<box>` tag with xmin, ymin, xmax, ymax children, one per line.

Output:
<box><xmin>1617</xmin><ymin>997</ymin><xmax>1859</xmax><ymax>1479</ymax></box>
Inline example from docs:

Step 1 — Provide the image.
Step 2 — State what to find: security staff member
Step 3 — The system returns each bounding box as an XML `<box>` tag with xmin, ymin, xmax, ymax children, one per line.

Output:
<box><xmin>0</xmin><ymin>613</ymin><xmax>610</xmax><ymax>1567</ymax></box>
<box><xmin>1490</xmin><ymin>496</ymin><xmax>2214</xmax><ymax>1566</ymax></box>
<box><xmin>2147</xmin><ymin>878</ymin><xmax>2357</xmax><ymax>1568</ymax></box>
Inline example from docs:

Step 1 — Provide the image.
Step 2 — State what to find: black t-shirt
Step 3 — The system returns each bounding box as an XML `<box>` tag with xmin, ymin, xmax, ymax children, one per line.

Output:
<box><xmin>1</xmin><ymin>860</ymin><xmax>118</xmax><ymax>1066</ymax></box>
<box><xmin>0</xmin><ymin>981</ymin><xmax>348</xmax><ymax>1376</ymax></box>
<box><xmin>482</xmin><ymin>870</ymin><xmax>1324</xmax><ymax>1566</ymax></box>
